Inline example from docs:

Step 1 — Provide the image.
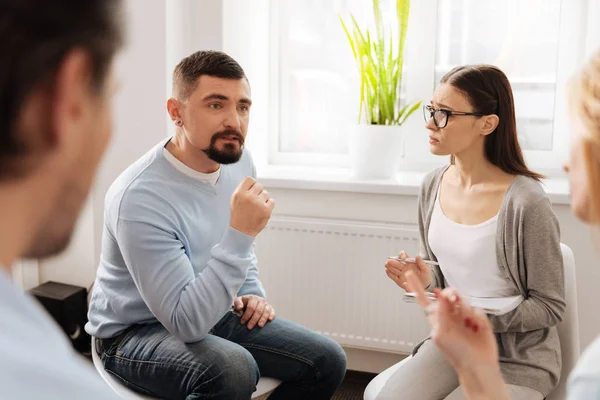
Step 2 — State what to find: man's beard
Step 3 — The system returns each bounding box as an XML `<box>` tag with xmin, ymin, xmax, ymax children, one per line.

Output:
<box><xmin>202</xmin><ymin>129</ymin><xmax>245</xmax><ymax>164</ymax></box>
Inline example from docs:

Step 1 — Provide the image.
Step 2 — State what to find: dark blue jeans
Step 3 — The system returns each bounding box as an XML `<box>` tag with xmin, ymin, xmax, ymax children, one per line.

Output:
<box><xmin>99</xmin><ymin>312</ymin><xmax>347</xmax><ymax>399</ymax></box>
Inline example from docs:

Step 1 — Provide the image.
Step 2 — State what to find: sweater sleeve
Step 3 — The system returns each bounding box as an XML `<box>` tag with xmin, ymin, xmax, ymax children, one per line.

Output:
<box><xmin>237</xmin><ymin>244</ymin><xmax>266</xmax><ymax>298</ymax></box>
<box><xmin>567</xmin><ymin>338</ymin><xmax>600</xmax><ymax>400</ymax></box>
<box><xmin>116</xmin><ymin>213</ymin><xmax>254</xmax><ymax>343</ymax></box>
<box><xmin>488</xmin><ymin>198</ymin><xmax>566</xmax><ymax>333</ymax></box>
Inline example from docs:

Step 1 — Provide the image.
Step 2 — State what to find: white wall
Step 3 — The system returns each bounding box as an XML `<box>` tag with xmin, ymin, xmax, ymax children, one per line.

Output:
<box><xmin>166</xmin><ymin>0</ymin><xmax>224</xmax><ymax>93</ymax></box>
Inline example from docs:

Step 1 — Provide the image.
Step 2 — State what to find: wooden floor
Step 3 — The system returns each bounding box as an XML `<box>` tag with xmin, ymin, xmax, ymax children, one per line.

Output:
<box><xmin>255</xmin><ymin>370</ymin><xmax>376</xmax><ymax>400</ymax></box>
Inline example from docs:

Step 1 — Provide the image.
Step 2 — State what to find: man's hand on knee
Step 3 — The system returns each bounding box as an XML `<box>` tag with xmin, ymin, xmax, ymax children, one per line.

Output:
<box><xmin>234</xmin><ymin>295</ymin><xmax>276</xmax><ymax>329</ymax></box>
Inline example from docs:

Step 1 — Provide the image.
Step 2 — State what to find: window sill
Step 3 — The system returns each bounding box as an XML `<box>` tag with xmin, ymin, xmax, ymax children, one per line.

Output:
<box><xmin>258</xmin><ymin>165</ymin><xmax>571</xmax><ymax>205</ymax></box>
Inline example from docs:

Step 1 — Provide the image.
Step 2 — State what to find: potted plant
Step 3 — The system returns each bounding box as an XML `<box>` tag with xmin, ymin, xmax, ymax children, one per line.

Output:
<box><xmin>341</xmin><ymin>0</ymin><xmax>420</xmax><ymax>179</ymax></box>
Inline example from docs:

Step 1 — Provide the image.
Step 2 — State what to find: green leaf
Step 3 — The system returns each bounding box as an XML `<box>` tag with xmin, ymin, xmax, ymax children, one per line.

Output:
<box><xmin>350</xmin><ymin>15</ymin><xmax>368</xmax><ymax>53</ymax></box>
<box><xmin>394</xmin><ymin>103</ymin><xmax>410</xmax><ymax>124</ymax></box>
<box><xmin>399</xmin><ymin>100</ymin><xmax>422</xmax><ymax>126</ymax></box>
<box><xmin>396</xmin><ymin>0</ymin><xmax>410</xmax><ymax>86</ymax></box>
<box><xmin>339</xmin><ymin>16</ymin><xmax>357</xmax><ymax>61</ymax></box>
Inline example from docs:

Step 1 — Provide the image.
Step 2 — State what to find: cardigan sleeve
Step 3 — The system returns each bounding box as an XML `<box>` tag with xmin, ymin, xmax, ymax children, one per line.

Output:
<box><xmin>488</xmin><ymin>197</ymin><xmax>565</xmax><ymax>333</ymax></box>
<box><xmin>418</xmin><ymin>168</ymin><xmax>446</xmax><ymax>291</ymax></box>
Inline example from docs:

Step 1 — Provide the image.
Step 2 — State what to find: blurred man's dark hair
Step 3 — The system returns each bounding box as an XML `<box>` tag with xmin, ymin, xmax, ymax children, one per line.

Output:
<box><xmin>0</xmin><ymin>0</ymin><xmax>124</xmax><ymax>179</ymax></box>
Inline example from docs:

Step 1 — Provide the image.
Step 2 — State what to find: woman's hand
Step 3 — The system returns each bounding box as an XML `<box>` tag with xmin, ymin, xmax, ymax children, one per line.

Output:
<box><xmin>405</xmin><ymin>271</ymin><xmax>509</xmax><ymax>400</ymax></box>
<box><xmin>385</xmin><ymin>251</ymin><xmax>432</xmax><ymax>291</ymax></box>
<box><xmin>404</xmin><ymin>270</ymin><xmax>497</xmax><ymax>371</ymax></box>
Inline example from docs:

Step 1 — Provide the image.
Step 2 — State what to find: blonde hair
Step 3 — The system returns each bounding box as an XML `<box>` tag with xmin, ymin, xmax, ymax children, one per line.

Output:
<box><xmin>571</xmin><ymin>50</ymin><xmax>600</xmax><ymax>221</ymax></box>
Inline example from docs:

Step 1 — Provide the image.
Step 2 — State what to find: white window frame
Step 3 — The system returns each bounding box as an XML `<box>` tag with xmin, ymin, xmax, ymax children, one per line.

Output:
<box><xmin>224</xmin><ymin>0</ymin><xmax>594</xmax><ymax>176</ymax></box>
<box><xmin>266</xmin><ymin>0</ymin><xmax>351</xmax><ymax>169</ymax></box>
<box><xmin>527</xmin><ymin>0</ymin><xmax>588</xmax><ymax>175</ymax></box>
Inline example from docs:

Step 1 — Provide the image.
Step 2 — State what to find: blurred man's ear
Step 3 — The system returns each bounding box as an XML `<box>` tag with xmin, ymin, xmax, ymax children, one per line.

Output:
<box><xmin>14</xmin><ymin>50</ymin><xmax>93</xmax><ymax>173</ymax></box>
<box><xmin>50</xmin><ymin>50</ymin><xmax>94</xmax><ymax>147</ymax></box>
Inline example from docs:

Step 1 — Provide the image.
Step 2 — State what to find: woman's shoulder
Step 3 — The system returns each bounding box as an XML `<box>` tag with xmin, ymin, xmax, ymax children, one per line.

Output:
<box><xmin>420</xmin><ymin>165</ymin><xmax>449</xmax><ymax>193</ymax></box>
<box><xmin>503</xmin><ymin>175</ymin><xmax>556</xmax><ymax>223</ymax></box>
<box><xmin>505</xmin><ymin>175</ymin><xmax>550</xmax><ymax>209</ymax></box>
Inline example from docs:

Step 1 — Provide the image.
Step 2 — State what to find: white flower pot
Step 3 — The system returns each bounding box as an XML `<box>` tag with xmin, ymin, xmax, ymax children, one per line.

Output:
<box><xmin>348</xmin><ymin>124</ymin><xmax>403</xmax><ymax>179</ymax></box>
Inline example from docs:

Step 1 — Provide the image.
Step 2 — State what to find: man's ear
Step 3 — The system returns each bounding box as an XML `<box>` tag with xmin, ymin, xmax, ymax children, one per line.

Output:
<box><xmin>480</xmin><ymin>114</ymin><xmax>499</xmax><ymax>136</ymax></box>
<box><xmin>15</xmin><ymin>49</ymin><xmax>92</xmax><ymax>159</ymax></box>
<box><xmin>51</xmin><ymin>49</ymin><xmax>93</xmax><ymax>147</ymax></box>
<box><xmin>167</xmin><ymin>98</ymin><xmax>184</xmax><ymax>124</ymax></box>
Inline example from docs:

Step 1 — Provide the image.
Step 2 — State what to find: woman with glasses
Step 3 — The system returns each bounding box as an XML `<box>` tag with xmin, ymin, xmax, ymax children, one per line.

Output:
<box><xmin>372</xmin><ymin>65</ymin><xmax>565</xmax><ymax>400</ymax></box>
<box><xmin>404</xmin><ymin>51</ymin><xmax>600</xmax><ymax>400</ymax></box>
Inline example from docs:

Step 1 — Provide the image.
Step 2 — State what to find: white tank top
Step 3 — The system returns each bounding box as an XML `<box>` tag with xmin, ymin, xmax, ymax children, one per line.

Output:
<box><xmin>428</xmin><ymin>192</ymin><xmax>518</xmax><ymax>298</ymax></box>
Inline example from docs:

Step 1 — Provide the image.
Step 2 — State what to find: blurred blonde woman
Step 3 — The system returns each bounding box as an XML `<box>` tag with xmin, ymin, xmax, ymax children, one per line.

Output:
<box><xmin>406</xmin><ymin>49</ymin><xmax>600</xmax><ymax>400</ymax></box>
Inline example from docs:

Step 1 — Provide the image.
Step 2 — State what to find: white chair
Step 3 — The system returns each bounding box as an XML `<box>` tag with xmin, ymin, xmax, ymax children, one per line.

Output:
<box><xmin>91</xmin><ymin>337</ymin><xmax>282</xmax><ymax>399</ymax></box>
<box><xmin>364</xmin><ymin>243</ymin><xmax>579</xmax><ymax>400</ymax></box>
<box><xmin>253</xmin><ymin>377</ymin><xmax>283</xmax><ymax>398</ymax></box>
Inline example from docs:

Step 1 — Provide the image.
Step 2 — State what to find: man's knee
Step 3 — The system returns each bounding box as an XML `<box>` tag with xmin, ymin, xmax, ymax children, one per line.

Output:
<box><xmin>228</xmin><ymin>347</ymin><xmax>260</xmax><ymax>387</ymax></box>
<box><xmin>220</xmin><ymin>348</ymin><xmax>260</xmax><ymax>396</ymax></box>
<box><xmin>193</xmin><ymin>346</ymin><xmax>260</xmax><ymax>399</ymax></box>
<box><xmin>314</xmin><ymin>337</ymin><xmax>347</xmax><ymax>385</ymax></box>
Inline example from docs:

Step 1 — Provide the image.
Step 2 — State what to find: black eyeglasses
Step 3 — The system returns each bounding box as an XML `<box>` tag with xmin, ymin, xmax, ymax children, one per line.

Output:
<box><xmin>423</xmin><ymin>104</ymin><xmax>485</xmax><ymax>129</ymax></box>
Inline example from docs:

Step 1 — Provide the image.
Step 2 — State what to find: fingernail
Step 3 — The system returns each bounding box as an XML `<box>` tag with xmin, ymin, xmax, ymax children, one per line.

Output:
<box><xmin>451</xmin><ymin>295</ymin><xmax>458</xmax><ymax>303</ymax></box>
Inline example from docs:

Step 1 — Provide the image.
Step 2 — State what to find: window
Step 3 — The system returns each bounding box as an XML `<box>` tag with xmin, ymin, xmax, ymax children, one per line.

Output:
<box><xmin>270</xmin><ymin>0</ymin><xmax>406</xmax><ymax>167</ymax></box>
<box><xmin>436</xmin><ymin>0</ymin><xmax>561</xmax><ymax>152</ymax></box>
<box><xmin>224</xmin><ymin>0</ymin><xmax>592</xmax><ymax>175</ymax></box>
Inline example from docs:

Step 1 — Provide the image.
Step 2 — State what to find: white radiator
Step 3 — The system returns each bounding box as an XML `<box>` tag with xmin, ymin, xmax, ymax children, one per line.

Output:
<box><xmin>255</xmin><ymin>215</ymin><xmax>431</xmax><ymax>354</ymax></box>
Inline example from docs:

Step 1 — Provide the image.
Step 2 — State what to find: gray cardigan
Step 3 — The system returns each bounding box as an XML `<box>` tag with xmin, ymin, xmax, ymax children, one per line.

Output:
<box><xmin>414</xmin><ymin>166</ymin><xmax>565</xmax><ymax>396</ymax></box>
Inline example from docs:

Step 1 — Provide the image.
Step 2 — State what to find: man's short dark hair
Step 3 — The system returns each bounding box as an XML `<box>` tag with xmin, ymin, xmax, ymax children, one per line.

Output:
<box><xmin>0</xmin><ymin>0</ymin><xmax>124</xmax><ymax>178</ymax></box>
<box><xmin>173</xmin><ymin>50</ymin><xmax>246</xmax><ymax>101</ymax></box>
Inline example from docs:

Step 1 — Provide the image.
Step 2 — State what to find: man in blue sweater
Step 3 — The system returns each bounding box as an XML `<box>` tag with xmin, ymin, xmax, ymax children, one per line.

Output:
<box><xmin>86</xmin><ymin>50</ymin><xmax>347</xmax><ymax>399</ymax></box>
